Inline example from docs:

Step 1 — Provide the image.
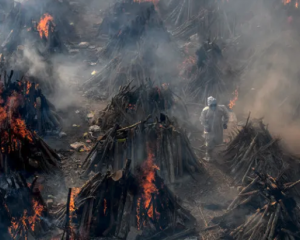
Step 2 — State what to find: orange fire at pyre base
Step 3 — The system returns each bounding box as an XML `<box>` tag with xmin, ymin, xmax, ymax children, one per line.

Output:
<box><xmin>1</xmin><ymin>175</ymin><xmax>48</xmax><ymax>239</ymax></box>
<box><xmin>53</xmin><ymin>156</ymin><xmax>196</xmax><ymax>239</ymax></box>
<box><xmin>136</xmin><ymin>148</ymin><xmax>160</xmax><ymax>230</ymax></box>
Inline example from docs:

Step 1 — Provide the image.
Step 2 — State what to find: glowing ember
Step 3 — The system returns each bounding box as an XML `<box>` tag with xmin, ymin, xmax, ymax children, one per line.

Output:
<box><xmin>229</xmin><ymin>88</ymin><xmax>238</xmax><ymax>109</ymax></box>
<box><xmin>26</xmin><ymin>81</ymin><xmax>32</xmax><ymax>95</ymax></box>
<box><xmin>179</xmin><ymin>56</ymin><xmax>196</xmax><ymax>78</ymax></box>
<box><xmin>37</xmin><ymin>13</ymin><xmax>54</xmax><ymax>39</ymax></box>
<box><xmin>104</xmin><ymin>199</ymin><xmax>107</xmax><ymax>215</ymax></box>
<box><xmin>136</xmin><ymin>198</ymin><xmax>141</xmax><ymax>230</ymax></box>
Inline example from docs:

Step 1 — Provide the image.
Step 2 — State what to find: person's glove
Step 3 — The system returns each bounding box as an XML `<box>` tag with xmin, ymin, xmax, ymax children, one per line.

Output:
<box><xmin>223</xmin><ymin>123</ymin><xmax>227</xmax><ymax>129</ymax></box>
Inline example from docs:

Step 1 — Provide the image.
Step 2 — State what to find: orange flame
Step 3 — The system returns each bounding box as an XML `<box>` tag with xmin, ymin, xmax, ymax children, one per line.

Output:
<box><xmin>70</xmin><ymin>188</ymin><xmax>80</xmax><ymax>213</ymax></box>
<box><xmin>37</xmin><ymin>13</ymin><xmax>54</xmax><ymax>39</ymax></box>
<box><xmin>0</xmin><ymin>89</ymin><xmax>33</xmax><ymax>152</ymax></box>
<box><xmin>229</xmin><ymin>89</ymin><xmax>238</xmax><ymax>109</ymax></box>
<box><xmin>136</xmin><ymin>147</ymin><xmax>160</xmax><ymax>228</ymax></box>
<box><xmin>282</xmin><ymin>0</ymin><xmax>291</xmax><ymax>4</ymax></box>
<box><xmin>9</xmin><ymin>199</ymin><xmax>44</xmax><ymax>237</ymax></box>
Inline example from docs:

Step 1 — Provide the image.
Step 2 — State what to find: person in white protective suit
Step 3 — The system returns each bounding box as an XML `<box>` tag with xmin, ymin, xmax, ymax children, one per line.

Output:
<box><xmin>200</xmin><ymin>96</ymin><xmax>229</xmax><ymax>161</ymax></box>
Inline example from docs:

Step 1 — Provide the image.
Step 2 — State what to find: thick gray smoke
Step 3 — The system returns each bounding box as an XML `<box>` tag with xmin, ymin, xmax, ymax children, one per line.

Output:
<box><xmin>222</xmin><ymin>0</ymin><xmax>300</xmax><ymax>153</ymax></box>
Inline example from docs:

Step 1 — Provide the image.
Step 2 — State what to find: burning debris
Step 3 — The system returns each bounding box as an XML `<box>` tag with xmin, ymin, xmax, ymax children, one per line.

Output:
<box><xmin>54</xmin><ymin>159</ymin><xmax>197</xmax><ymax>240</ymax></box>
<box><xmin>224</xmin><ymin>117</ymin><xmax>300</xmax><ymax>186</ymax></box>
<box><xmin>211</xmin><ymin>170</ymin><xmax>300</xmax><ymax>240</ymax></box>
<box><xmin>0</xmin><ymin>174</ymin><xmax>50</xmax><ymax>239</ymax></box>
<box><xmin>0</xmin><ymin>71</ymin><xmax>61</xmax><ymax>174</ymax></box>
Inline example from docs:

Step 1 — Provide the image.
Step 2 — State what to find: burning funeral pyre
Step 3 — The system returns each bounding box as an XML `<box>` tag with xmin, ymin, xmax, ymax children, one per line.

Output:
<box><xmin>1</xmin><ymin>2</ymin><xmax>66</xmax><ymax>55</ymax></box>
<box><xmin>0</xmin><ymin>174</ymin><xmax>50</xmax><ymax>239</ymax></box>
<box><xmin>54</xmin><ymin>159</ymin><xmax>197</xmax><ymax>240</ymax></box>
<box><xmin>0</xmin><ymin>71</ymin><xmax>61</xmax><ymax>174</ymax></box>
<box><xmin>223</xmin><ymin>117</ymin><xmax>300</xmax><ymax>187</ymax></box>
<box><xmin>210</xmin><ymin>170</ymin><xmax>300</xmax><ymax>240</ymax></box>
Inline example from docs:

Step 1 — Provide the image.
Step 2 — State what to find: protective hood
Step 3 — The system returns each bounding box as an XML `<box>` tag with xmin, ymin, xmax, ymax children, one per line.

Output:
<box><xmin>207</xmin><ymin>96</ymin><xmax>217</xmax><ymax>106</ymax></box>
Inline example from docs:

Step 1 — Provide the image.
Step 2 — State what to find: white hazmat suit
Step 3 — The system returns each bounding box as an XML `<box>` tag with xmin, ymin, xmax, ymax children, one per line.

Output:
<box><xmin>200</xmin><ymin>96</ymin><xmax>229</xmax><ymax>160</ymax></box>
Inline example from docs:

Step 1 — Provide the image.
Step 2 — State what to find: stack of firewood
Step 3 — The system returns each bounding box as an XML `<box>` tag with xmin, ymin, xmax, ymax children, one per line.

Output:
<box><xmin>82</xmin><ymin>110</ymin><xmax>202</xmax><ymax>183</ymax></box>
<box><xmin>223</xmin><ymin>117</ymin><xmax>300</xmax><ymax>187</ymax></box>
<box><xmin>54</xmin><ymin>160</ymin><xmax>197</xmax><ymax>240</ymax></box>
<box><xmin>0</xmin><ymin>174</ymin><xmax>50</xmax><ymax>239</ymax></box>
<box><xmin>212</xmin><ymin>170</ymin><xmax>300</xmax><ymax>240</ymax></box>
<box><xmin>96</xmin><ymin>81</ymin><xmax>188</xmax><ymax>130</ymax></box>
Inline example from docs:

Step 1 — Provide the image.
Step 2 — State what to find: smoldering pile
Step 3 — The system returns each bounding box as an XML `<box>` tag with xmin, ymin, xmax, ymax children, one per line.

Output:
<box><xmin>158</xmin><ymin>0</ymin><xmax>211</xmax><ymax>40</ymax></box>
<box><xmin>99</xmin><ymin>0</ymin><xmax>170</xmax><ymax>59</ymax></box>
<box><xmin>224</xmin><ymin>117</ymin><xmax>300</xmax><ymax>187</ymax></box>
<box><xmin>96</xmin><ymin>81</ymin><xmax>188</xmax><ymax>130</ymax></box>
<box><xmin>0</xmin><ymin>174</ymin><xmax>50</xmax><ymax>239</ymax></box>
<box><xmin>82</xmin><ymin>1</ymin><xmax>181</xmax><ymax>99</ymax></box>
<box><xmin>210</xmin><ymin>170</ymin><xmax>300</xmax><ymax>240</ymax></box>
<box><xmin>181</xmin><ymin>39</ymin><xmax>240</xmax><ymax>104</ymax></box>
<box><xmin>98</xmin><ymin>0</ymin><xmax>162</xmax><ymax>40</ymax></box>
<box><xmin>0</xmin><ymin>71</ymin><xmax>61</xmax><ymax>174</ymax></box>
<box><xmin>54</xmin><ymin>160</ymin><xmax>197</xmax><ymax>240</ymax></box>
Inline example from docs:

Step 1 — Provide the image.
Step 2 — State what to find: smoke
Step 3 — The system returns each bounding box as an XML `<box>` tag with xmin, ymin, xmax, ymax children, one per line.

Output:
<box><xmin>222</xmin><ymin>1</ymin><xmax>300</xmax><ymax>153</ymax></box>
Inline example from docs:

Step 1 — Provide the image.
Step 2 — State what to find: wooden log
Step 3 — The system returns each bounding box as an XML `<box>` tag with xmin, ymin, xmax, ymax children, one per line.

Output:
<box><xmin>177</xmin><ymin>135</ymin><xmax>183</xmax><ymax>177</ymax></box>
<box><xmin>63</xmin><ymin>188</ymin><xmax>72</xmax><ymax>240</ymax></box>
<box><xmin>167</xmin><ymin>133</ymin><xmax>175</xmax><ymax>183</ymax></box>
<box><xmin>227</xmin><ymin>176</ymin><xmax>259</xmax><ymax>210</ymax></box>
<box><xmin>268</xmin><ymin>204</ymin><xmax>281</xmax><ymax>240</ymax></box>
<box><xmin>113</xmin><ymin>141</ymin><xmax>119</xmax><ymax>171</ymax></box>
<box><xmin>36</xmin><ymin>97</ymin><xmax>42</xmax><ymax>134</ymax></box>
